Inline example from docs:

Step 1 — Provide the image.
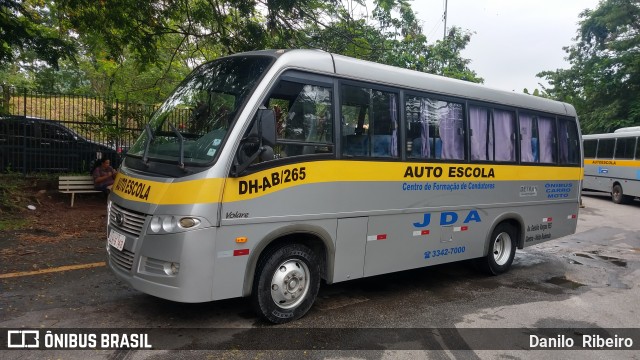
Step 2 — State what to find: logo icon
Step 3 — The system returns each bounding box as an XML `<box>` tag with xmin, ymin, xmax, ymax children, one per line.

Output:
<box><xmin>115</xmin><ymin>212</ymin><xmax>125</xmax><ymax>226</ymax></box>
<box><xmin>7</xmin><ymin>330</ymin><xmax>39</xmax><ymax>348</ymax></box>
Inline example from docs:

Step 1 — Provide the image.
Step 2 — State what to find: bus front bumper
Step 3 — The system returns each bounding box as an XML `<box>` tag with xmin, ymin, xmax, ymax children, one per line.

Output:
<box><xmin>107</xmin><ymin>225</ymin><xmax>217</xmax><ymax>303</ymax></box>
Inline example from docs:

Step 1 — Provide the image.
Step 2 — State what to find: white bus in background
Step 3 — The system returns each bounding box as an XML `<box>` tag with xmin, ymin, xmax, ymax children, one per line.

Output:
<box><xmin>106</xmin><ymin>50</ymin><xmax>583</xmax><ymax>323</ymax></box>
<box><xmin>583</xmin><ymin>128</ymin><xmax>640</xmax><ymax>204</ymax></box>
<box><xmin>614</xmin><ymin>126</ymin><xmax>640</xmax><ymax>133</ymax></box>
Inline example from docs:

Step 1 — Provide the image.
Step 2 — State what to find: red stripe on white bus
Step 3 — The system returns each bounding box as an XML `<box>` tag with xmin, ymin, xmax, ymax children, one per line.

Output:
<box><xmin>367</xmin><ymin>234</ymin><xmax>387</xmax><ymax>241</ymax></box>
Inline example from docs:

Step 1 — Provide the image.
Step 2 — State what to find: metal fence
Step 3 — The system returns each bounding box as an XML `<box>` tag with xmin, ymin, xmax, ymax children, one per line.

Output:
<box><xmin>0</xmin><ymin>85</ymin><xmax>182</xmax><ymax>174</ymax></box>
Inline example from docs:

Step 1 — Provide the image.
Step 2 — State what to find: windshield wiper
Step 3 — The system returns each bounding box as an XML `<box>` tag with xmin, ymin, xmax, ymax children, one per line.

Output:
<box><xmin>169</xmin><ymin>123</ymin><xmax>187</xmax><ymax>171</ymax></box>
<box><xmin>142</xmin><ymin>124</ymin><xmax>154</xmax><ymax>166</ymax></box>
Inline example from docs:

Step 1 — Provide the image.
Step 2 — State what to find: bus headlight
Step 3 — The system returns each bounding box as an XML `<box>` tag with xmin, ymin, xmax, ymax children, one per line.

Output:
<box><xmin>148</xmin><ymin>215</ymin><xmax>204</xmax><ymax>233</ymax></box>
<box><xmin>149</xmin><ymin>217</ymin><xmax>162</xmax><ymax>233</ymax></box>
<box><xmin>162</xmin><ymin>216</ymin><xmax>176</xmax><ymax>232</ymax></box>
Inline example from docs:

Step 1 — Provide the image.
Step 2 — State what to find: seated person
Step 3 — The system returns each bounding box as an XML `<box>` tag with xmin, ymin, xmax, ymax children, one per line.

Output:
<box><xmin>92</xmin><ymin>159</ymin><xmax>117</xmax><ymax>192</ymax></box>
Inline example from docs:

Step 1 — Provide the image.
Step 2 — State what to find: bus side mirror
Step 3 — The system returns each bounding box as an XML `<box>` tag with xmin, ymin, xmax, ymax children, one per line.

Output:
<box><xmin>251</xmin><ymin>108</ymin><xmax>276</xmax><ymax>147</ymax></box>
<box><xmin>232</xmin><ymin>108</ymin><xmax>277</xmax><ymax>176</ymax></box>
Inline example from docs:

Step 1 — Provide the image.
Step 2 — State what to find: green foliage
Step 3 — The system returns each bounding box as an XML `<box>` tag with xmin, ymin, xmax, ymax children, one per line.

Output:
<box><xmin>3</xmin><ymin>0</ymin><xmax>483</xmax><ymax>105</ymax></box>
<box><xmin>538</xmin><ymin>0</ymin><xmax>640</xmax><ymax>134</ymax></box>
<box><xmin>0</xmin><ymin>0</ymin><xmax>75</xmax><ymax>69</ymax></box>
<box><xmin>0</xmin><ymin>173</ymin><xmax>25</xmax><ymax>213</ymax></box>
<box><xmin>0</xmin><ymin>217</ymin><xmax>28</xmax><ymax>230</ymax></box>
<box><xmin>303</xmin><ymin>1</ymin><xmax>482</xmax><ymax>82</ymax></box>
<box><xmin>80</xmin><ymin>103</ymin><xmax>151</xmax><ymax>148</ymax></box>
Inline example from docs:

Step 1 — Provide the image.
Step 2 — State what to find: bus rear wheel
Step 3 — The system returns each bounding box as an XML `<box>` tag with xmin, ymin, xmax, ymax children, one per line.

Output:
<box><xmin>611</xmin><ymin>184</ymin><xmax>633</xmax><ymax>204</ymax></box>
<box><xmin>251</xmin><ymin>243</ymin><xmax>320</xmax><ymax>324</ymax></box>
<box><xmin>476</xmin><ymin>223</ymin><xmax>517</xmax><ymax>276</ymax></box>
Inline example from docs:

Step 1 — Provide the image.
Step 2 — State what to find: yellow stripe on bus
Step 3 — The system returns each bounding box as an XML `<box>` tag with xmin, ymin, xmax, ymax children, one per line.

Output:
<box><xmin>111</xmin><ymin>161</ymin><xmax>583</xmax><ymax>205</ymax></box>
<box><xmin>112</xmin><ymin>174</ymin><xmax>224</xmax><ymax>205</ymax></box>
<box><xmin>584</xmin><ymin>158</ymin><xmax>640</xmax><ymax>167</ymax></box>
<box><xmin>222</xmin><ymin>161</ymin><xmax>583</xmax><ymax>201</ymax></box>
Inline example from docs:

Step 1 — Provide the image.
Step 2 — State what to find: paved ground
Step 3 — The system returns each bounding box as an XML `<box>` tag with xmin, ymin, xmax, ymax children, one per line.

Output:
<box><xmin>1</xmin><ymin>192</ymin><xmax>639</xmax><ymax>359</ymax></box>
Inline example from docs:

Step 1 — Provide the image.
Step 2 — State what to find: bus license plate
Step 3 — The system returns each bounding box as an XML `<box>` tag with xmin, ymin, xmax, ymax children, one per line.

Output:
<box><xmin>108</xmin><ymin>229</ymin><xmax>126</xmax><ymax>251</ymax></box>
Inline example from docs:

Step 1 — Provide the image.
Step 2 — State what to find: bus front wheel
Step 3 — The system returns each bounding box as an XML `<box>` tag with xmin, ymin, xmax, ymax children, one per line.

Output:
<box><xmin>251</xmin><ymin>243</ymin><xmax>320</xmax><ymax>324</ymax></box>
<box><xmin>611</xmin><ymin>184</ymin><xmax>632</xmax><ymax>204</ymax></box>
<box><xmin>476</xmin><ymin>223</ymin><xmax>517</xmax><ymax>276</ymax></box>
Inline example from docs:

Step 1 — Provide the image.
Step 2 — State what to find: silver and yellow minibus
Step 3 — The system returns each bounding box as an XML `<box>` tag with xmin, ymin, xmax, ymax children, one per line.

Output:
<box><xmin>583</xmin><ymin>128</ymin><xmax>640</xmax><ymax>203</ymax></box>
<box><xmin>107</xmin><ymin>50</ymin><xmax>583</xmax><ymax>323</ymax></box>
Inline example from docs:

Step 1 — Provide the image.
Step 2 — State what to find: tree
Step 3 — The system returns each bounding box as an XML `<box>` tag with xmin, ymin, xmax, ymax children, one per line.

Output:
<box><xmin>3</xmin><ymin>0</ymin><xmax>483</xmax><ymax>103</ymax></box>
<box><xmin>0</xmin><ymin>0</ymin><xmax>75</xmax><ymax>69</ymax></box>
<box><xmin>300</xmin><ymin>1</ymin><xmax>483</xmax><ymax>82</ymax></box>
<box><xmin>538</xmin><ymin>0</ymin><xmax>640</xmax><ymax>134</ymax></box>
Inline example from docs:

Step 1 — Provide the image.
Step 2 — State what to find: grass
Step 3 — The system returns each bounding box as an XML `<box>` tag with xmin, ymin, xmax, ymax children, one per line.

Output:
<box><xmin>0</xmin><ymin>172</ymin><xmax>58</xmax><ymax>215</ymax></box>
<box><xmin>0</xmin><ymin>173</ymin><xmax>58</xmax><ymax>231</ymax></box>
<box><xmin>0</xmin><ymin>218</ymin><xmax>29</xmax><ymax>231</ymax></box>
<box><xmin>0</xmin><ymin>173</ymin><xmax>24</xmax><ymax>212</ymax></box>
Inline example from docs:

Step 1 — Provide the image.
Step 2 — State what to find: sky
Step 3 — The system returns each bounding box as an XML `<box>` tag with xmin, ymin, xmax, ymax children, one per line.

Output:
<box><xmin>410</xmin><ymin>0</ymin><xmax>602</xmax><ymax>92</ymax></box>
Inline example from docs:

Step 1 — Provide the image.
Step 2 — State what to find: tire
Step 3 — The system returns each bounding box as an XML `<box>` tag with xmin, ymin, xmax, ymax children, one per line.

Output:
<box><xmin>476</xmin><ymin>223</ymin><xmax>517</xmax><ymax>276</ymax></box>
<box><xmin>251</xmin><ymin>243</ymin><xmax>320</xmax><ymax>324</ymax></box>
<box><xmin>611</xmin><ymin>184</ymin><xmax>632</xmax><ymax>204</ymax></box>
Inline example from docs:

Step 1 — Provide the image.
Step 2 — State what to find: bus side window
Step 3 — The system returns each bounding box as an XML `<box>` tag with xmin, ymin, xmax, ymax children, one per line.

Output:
<box><xmin>559</xmin><ymin>119</ymin><xmax>579</xmax><ymax>164</ymax></box>
<box><xmin>437</xmin><ymin>105</ymin><xmax>464</xmax><ymax>160</ymax></box>
<box><xmin>519</xmin><ymin>113</ymin><xmax>535</xmax><ymax>162</ymax></box>
<box><xmin>614</xmin><ymin>137</ymin><xmax>636</xmax><ymax>159</ymax></box>
<box><xmin>493</xmin><ymin>109</ymin><xmax>516</xmax><ymax>162</ymax></box>
<box><xmin>261</xmin><ymin>79</ymin><xmax>334</xmax><ymax>161</ymax></box>
<box><xmin>596</xmin><ymin>138</ymin><xmax>615</xmax><ymax>159</ymax></box>
<box><xmin>537</xmin><ymin>117</ymin><xmax>556</xmax><ymax>163</ymax></box>
<box><xmin>520</xmin><ymin>113</ymin><xmax>556</xmax><ymax>163</ymax></box>
<box><xmin>469</xmin><ymin>106</ymin><xmax>514</xmax><ymax>162</ymax></box>
<box><xmin>341</xmin><ymin>84</ymin><xmax>399</xmax><ymax>158</ymax></box>
<box><xmin>470</xmin><ymin>106</ymin><xmax>491</xmax><ymax>161</ymax></box>
<box><xmin>583</xmin><ymin>139</ymin><xmax>597</xmax><ymax>158</ymax></box>
<box><xmin>406</xmin><ymin>96</ymin><xmax>463</xmax><ymax>160</ymax></box>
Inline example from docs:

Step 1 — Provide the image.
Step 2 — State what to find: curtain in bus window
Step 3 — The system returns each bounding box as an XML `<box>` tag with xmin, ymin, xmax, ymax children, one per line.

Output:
<box><xmin>538</xmin><ymin>117</ymin><xmax>555</xmax><ymax>163</ymax></box>
<box><xmin>440</xmin><ymin>103</ymin><xmax>464</xmax><ymax>160</ymax></box>
<box><xmin>519</xmin><ymin>114</ymin><xmax>534</xmax><ymax>162</ymax></box>
<box><xmin>470</xmin><ymin>106</ymin><xmax>490</xmax><ymax>161</ymax></box>
<box><xmin>390</xmin><ymin>94</ymin><xmax>398</xmax><ymax>157</ymax></box>
<box><xmin>494</xmin><ymin>109</ymin><xmax>516</xmax><ymax>161</ymax></box>
<box><xmin>419</xmin><ymin>98</ymin><xmax>430</xmax><ymax>158</ymax></box>
<box><xmin>558</xmin><ymin>120</ymin><xmax>569</xmax><ymax>163</ymax></box>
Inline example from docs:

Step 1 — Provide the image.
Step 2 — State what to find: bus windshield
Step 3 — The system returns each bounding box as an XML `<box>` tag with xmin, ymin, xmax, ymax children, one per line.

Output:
<box><xmin>127</xmin><ymin>56</ymin><xmax>273</xmax><ymax>166</ymax></box>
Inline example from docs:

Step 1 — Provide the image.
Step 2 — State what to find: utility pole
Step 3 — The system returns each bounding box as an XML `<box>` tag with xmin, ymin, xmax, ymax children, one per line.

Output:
<box><xmin>443</xmin><ymin>0</ymin><xmax>448</xmax><ymax>40</ymax></box>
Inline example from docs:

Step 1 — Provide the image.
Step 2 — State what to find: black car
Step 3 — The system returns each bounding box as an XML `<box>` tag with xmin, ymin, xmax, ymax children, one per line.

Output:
<box><xmin>0</xmin><ymin>115</ymin><xmax>121</xmax><ymax>173</ymax></box>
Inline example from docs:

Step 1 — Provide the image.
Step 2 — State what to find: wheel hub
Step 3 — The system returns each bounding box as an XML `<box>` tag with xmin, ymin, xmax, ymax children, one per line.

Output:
<box><xmin>270</xmin><ymin>259</ymin><xmax>310</xmax><ymax>309</ymax></box>
<box><xmin>493</xmin><ymin>232</ymin><xmax>512</xmax><ymax>266</ymax></box>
